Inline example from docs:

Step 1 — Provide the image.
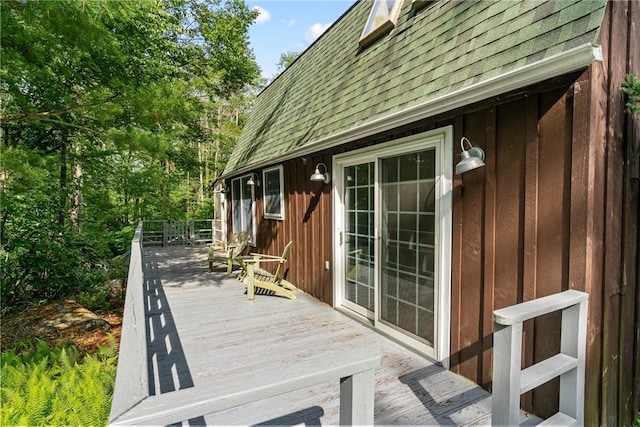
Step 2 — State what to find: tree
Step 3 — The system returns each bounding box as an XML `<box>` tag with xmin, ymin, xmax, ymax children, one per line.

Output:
<box><xmin>276</xmin><ymin>51</ymin><xmax>300</xmax><ymax>73</ymax></box>
<box><xmin>0</xmin><ymin>0</ymin><xmax>260</xmax><ymax>308</ymax></box>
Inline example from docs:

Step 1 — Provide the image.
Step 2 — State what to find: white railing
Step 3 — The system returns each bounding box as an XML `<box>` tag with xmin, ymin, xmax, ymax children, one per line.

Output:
<box><xmin>109</xmin><ymin>221</ymin><xmax>149</xmax><ymax>423</ymax></box>
<box><xmin>492</xmin><ymin>290</ymin><xmax>588</xmax><ymax>426</ymax></box>
<box><xmin>141</xmin><ymin>220</ymin><xmax>215</xmax><ymax>247</ymax></box>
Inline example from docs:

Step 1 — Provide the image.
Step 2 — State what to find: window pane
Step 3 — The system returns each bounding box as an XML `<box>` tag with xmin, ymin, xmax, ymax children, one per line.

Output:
<box><xmin>232</xmin><ymin>179</ymin><xmax>241</xmax><ymax>233</ymax></box>
<box><xmin>241</xmin><ymin>177</ymin><xmax>253</xmax><ymax>238</ymax></box>
<box><xmin>263</xmin><ymin>168</ymin><xmax>283</xmax><ymax>218</ymax></box>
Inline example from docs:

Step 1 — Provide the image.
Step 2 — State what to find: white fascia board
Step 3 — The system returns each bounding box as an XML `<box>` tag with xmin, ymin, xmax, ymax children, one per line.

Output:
<box><xmin>223</xmin><ymin>43</ymin><xmax>602</xmax><ymax>179</ymax></box>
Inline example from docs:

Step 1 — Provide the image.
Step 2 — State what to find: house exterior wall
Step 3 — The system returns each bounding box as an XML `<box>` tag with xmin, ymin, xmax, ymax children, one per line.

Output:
<box><xmin>224</xmin><ymin>2</ymin><xmax>638</xmax><ymax>423</ymax></box>
<box><xmin>574</xmin><ymin>2</ymin><xmax>639</xmax><ymax>425</ymax></box>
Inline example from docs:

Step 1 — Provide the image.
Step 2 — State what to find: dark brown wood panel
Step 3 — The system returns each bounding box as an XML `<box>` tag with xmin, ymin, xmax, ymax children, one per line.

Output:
<box><xmin>455</xmin><ymin>111</ymin><xmax>487</xmax><ymax>383</ymax></box>
<box><xmin>521</xmin><ymin>95</ymin><xmax>540</xmax><ymax>413</ymax></box>
<box><xmin>569</xmin><ymin>69</ymin><xmax>605</xmax><ymax>425</ymax></box>
<box><xmin>481</xmin><ymin>106</ymin><xmax>497</xmax><ymax>391</ymax></box>
<box><xmin>602</xmin><ymin>3</ymin><xmax>626</xmax><ymax>424</ymax></box>
<box><xmin>624</xmin><ymin>0</ymin><xmax>640</xmax><ymax>421</ymax></box>
<box><xmin>494</xmin><ymin>100</ymin><xmax>526</xmax><ymax>310</ymax></box>
<box><xmin>531</xmin><ymin>89</ymin><xmax>573</xmax><ymax>417</ymax></box>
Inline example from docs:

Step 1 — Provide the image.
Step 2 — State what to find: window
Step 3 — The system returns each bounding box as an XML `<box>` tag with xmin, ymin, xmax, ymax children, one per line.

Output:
<box><xmin>262</xmin><ymin>165</ymin><xmax>285</xmax><ymax>220</ymax></box>
<box><xmin>231</xmin><ymin>175</ymin><xmax>256</xmax><ymax>244</ymax></box>
<box><xmin>360</xmin><ymin>0</ymin><xmax>403</xmax><ymax>47</ymax></box>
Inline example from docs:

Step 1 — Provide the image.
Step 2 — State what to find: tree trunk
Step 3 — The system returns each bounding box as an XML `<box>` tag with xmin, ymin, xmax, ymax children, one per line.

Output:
<box><xmin>198</xmin><ymin>141</ymin><xmax>204</xmax><ymax>203</ymax></box>
<box><xmin>59</xmin><ymin>135</ymin><xmax>68</xmax><ymax>227</ymax></box>
<box><xmin>70</xmin><ymin>141</ymin><xmax>83</xmax><ymax>231</ymax></box>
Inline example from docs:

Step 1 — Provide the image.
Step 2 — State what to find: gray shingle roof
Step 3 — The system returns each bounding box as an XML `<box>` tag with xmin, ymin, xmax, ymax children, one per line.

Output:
<box><xmin>224</xmin><ymin>0</ymin><xmax>606</xmax><ymax>176</ymax></box>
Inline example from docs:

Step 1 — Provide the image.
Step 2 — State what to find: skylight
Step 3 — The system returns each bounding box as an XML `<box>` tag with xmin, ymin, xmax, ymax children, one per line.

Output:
<box><xmin>360</xmin><ymin>0</ymin><xmax>403</xmax><ymax>47</ymax></box>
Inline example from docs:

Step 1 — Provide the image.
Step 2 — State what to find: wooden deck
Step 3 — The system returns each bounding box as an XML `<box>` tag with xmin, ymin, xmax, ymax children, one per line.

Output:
<box><xmin>113</xmin><ymin>246</ymin><xmax>538</xmax><ymax>426</ymax></box>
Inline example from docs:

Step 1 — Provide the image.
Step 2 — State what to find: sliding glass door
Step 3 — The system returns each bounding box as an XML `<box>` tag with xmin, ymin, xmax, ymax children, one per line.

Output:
<box><xmin>380</xmin><ymin>150</ymin><xmax>437</xmax><ymax>344</ymax></box>
<box><xmin>333</xmin><ymin>128</ymin><xmax>452</xmax><ymax>361</ymax></box>
<box><xmin>342</xmin><ymin>161</ymin><xmax>375</xmax><ymax>316</ymax></box>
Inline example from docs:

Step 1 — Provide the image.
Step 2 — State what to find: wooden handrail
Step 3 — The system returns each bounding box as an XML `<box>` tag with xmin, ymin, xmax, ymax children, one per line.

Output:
<box><xmin>110</xmin><ymin>350</ymin><xmax>381</xmax><ymax>426</ymax></box>
<box><xmin>493</xmin><ymin>290</ymin><xmax>588</xmax><ymax>325</ymax></box>
<box><xmin>492</xmin><ymin>290</ymin><xmax>588</xmax><ymax>426</ymax></box>
<box><xmin>109</xmin><ymin>221</ymin><xmax>149</xmax><ymax>423</ymax></box>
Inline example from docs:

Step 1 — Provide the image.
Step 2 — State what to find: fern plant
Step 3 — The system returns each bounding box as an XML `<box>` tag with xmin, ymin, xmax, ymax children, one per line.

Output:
<box><xmin>1</xmin><ymin>339</ymin><xmax>117</xmax><ymax>427</ymax></box>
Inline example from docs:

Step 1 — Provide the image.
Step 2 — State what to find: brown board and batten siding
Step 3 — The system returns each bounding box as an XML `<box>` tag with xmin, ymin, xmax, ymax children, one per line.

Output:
<box><xmin>223</xmin><ymin>1</ymin><xmax>639</xmax><ymax>424</ymax></box>
<box><xmin>233</xmin><ymin>67</ymin><xmax>638</xmax><ymax>425</ymax></box>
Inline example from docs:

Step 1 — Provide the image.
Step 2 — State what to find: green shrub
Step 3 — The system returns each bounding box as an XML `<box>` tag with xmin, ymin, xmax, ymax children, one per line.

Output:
<box><xmin>622</xmin><ymin>74</ymin><xmax>640</xmax><ymax>114</ymax></box>
<box><xmin>1</xmin><ymin>339</ymin><xmax>117</xmax><ymax>427</ymax></box>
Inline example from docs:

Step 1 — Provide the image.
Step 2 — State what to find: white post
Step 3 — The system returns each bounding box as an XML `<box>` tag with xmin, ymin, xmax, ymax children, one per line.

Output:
<box><xmin>492</xmin><ymin>321</ymin><xmax>523</xmax><ymax>425</ymax></box>
<box><xmin>339</xmin><ymin>369</ymin><xmax>376</xmax><ymax>426</ymax></box>
<box><xmin>559</xmin><ymin>299</ymin><xmax>588</xmax><ymax>424</ymax></box>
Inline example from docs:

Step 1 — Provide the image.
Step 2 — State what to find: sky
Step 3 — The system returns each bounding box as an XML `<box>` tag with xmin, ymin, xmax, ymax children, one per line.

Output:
<box><xmin>245</xmin><ymin>0</ymin><xmax>355</xmax><ymax>79</ymax></box>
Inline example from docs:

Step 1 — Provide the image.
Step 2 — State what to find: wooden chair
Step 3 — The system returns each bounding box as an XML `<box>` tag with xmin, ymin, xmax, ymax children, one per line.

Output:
<box><xmin>208</xmin><ymin>231</ymin><xmax>250</xmax><ymax>274</ymax></box>
<box><xmin>238</xmin><ymin>241</ymin><xmax>297</xmax><ymax>299</ymax></box>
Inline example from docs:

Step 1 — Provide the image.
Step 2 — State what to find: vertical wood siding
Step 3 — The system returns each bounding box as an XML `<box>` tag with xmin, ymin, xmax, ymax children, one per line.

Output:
<box><xmin>225</xmin><ymin>3</ymin><xmax>638</xmax><ymax>423</ymax></box>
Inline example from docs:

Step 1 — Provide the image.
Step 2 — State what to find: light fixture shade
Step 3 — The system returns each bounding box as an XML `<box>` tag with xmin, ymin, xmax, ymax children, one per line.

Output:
<box><xmin>455</xmin><ymin>138</ymin><xmax>486</xmax><ymax>175</ymax></box>
<box><xmin>247</xmin><ymin>173</ymin><xmax>260</xmax><ymax>186</ymax></box>
<box><xmin>310</xmin><ymin>163</ymin><xmax>330</xmax><ymax>183</ymax></box>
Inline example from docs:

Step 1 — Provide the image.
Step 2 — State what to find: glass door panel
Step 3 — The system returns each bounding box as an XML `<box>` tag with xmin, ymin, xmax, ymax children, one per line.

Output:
<box><xmin>344</xmin><ymin>162</ymin><xmax>375</xmax><ymax>314</ymax></box>
<box><xmin>380</xmin><ymin>149</ymin><xmax>436</xmax><ymax>344</ymax></box>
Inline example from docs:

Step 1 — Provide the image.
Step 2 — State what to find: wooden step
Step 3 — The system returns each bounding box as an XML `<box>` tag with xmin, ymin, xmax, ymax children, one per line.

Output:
<box><xmin>520</xmin><ymin>353</ymin><xmax>577</xmax><ymax>394</ymax></box>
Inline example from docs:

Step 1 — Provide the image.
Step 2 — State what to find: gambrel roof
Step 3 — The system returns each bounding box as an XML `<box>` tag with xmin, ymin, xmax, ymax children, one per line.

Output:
<box><xmin>224</xmin><ymin>0</ymin><xmax>606</xmax><ymax>177</ymax></box>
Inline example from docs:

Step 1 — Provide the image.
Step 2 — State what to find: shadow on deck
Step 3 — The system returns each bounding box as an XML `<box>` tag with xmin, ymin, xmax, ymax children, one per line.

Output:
<box><xmin>110</xmin><ymin>245</ymin><xmax>537</xmax><ymax>426</ymax></box>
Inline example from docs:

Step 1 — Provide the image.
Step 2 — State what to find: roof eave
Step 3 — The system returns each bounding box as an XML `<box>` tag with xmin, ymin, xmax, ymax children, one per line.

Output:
<box><xmin>222</xmin><ymin>43</ymin><xmax>602</xmax><ymax>179</ymax></box>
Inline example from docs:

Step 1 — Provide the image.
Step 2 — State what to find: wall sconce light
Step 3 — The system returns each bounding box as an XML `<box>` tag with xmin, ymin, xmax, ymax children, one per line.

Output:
<box><xmin>455</xmin><ymin>137</ymin><xmax>485</xmax><ymax>175</ymax></box>
<box><xmin>247</xmin><ymin>173</ymin><xmax>260</xmax><ymax>186</ymax></box>
<box><xmin>310</xmin><ymin>163</ymin><xmax>330</xmax><ymax>184</ymax></box>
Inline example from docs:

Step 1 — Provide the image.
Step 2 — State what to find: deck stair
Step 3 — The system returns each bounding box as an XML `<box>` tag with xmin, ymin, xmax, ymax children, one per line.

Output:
<box><xmin>492</xmin><ymin>290</ymin><xmax>589</xmax><ymax>426</ymax></box>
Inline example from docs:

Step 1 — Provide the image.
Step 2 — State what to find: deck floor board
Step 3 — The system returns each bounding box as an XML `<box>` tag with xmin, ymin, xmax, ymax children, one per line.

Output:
<box><xmin>127</xmin><ymin>246</ymin><xmax>534</xmax><ymax>426</ymax></box>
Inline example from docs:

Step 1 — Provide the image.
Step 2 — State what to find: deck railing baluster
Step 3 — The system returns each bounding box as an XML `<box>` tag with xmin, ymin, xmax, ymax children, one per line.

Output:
<box><xmin>492</xmin><ymin>290</ymin><xmax>588</xmax><ymax>426</ymax></box>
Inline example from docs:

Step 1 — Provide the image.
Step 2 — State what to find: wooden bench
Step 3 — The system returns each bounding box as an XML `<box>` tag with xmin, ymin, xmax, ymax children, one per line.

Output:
<box><xmin>109</xmin><ymin>349</ymin><xmax>381</xmax><ymax>426</ymax></box>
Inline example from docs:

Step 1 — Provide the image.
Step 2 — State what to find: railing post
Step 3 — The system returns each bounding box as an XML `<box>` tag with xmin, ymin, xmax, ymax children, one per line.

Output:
<box><xmin>559</xmin><ymin>299</ymin><xmax>588</xmax><ymax>424</ymax></box>
<box><xmin>162</xmin><ymin>221</ymin><xmax>168</xmax><ymax>247</ymax></box>
<box><xmin>492</xmin><ymin>321</ymin><xmax>523</xmax><ymax>425</ymax></box>
<box><xmin>339</xmin><ymin>369</ymin><xmax>376</xmax><ymax>426</ymax></box>
<box><xmin>491</xmin><ymin>290</ymin><xmax>588</xmax><ymax>426</ymax></box>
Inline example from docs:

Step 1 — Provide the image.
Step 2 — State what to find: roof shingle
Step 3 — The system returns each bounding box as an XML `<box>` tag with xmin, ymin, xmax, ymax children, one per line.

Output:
<box><xmin>225</xmin><ymin>0</ymin><xmax>606</xmax><ymax>176</ymax></box>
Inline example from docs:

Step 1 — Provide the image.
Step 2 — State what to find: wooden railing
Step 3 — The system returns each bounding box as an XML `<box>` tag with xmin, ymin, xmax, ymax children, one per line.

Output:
<box><xmin>141</xmin><ymin>219</ymin><xmax>215</xmax><ymax>247</ymax></box>
<box><xmin>109</xmin><ymin>349</ymin><xmax>380</xmax><ymax>426</ymax></box>
<box><xmin>109</xmin><ymin>221</ymin><xmax>148</xmax><ymax>422</ymax></box>
<box><xmin>109</xmin><ymin>222</ymin><xmax>380</xmax><ymax>426</ymax></box>
<box><xmin>492</xmin><ymin>290</ymin><xmax>589</xmax><ymax>426</ymax></box>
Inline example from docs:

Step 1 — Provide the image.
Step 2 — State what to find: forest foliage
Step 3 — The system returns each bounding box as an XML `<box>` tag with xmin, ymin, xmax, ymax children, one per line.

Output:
<box><xmin>0</xmin><ymin>0</ymin><xmax>263</xmax><ymax>311</ymax></box>
<box><xmin>1</xmin><ymin>339</ymin><xmax>117</xmax><ymax>426</ymax></box>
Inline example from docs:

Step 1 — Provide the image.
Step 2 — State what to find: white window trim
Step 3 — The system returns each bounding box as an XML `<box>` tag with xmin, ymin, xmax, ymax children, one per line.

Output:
<box><xmin>332</xmin><ymin>126</ymin><xmax>453</xmax><ymax>365</ymax></box>
<box><xmin>231</xmin><ymin>174</ymin><xmax>257</xmax><ymax>245</ymax></box>
<box><xmin>359</xmin><ymin>0</ymin><xmax>404</xmax><ymax>47</ymax></box>
<box><xmin>262</xmin><ymin>165</ymin><xmax>285</xmax><ymax>220</ymax></box>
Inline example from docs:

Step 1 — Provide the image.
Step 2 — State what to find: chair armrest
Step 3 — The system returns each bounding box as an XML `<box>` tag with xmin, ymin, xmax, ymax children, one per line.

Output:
<box><xmin>248</xmin><ymin>252</ymin><xmax>285</xmax><ymax>261</ymax></box>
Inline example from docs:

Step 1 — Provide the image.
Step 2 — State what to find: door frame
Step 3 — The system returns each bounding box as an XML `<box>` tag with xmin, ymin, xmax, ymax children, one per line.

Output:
<box><xmin>332</xmin><ymin>126</ymin><xmax>453</xmax><ymax>364</ymax></box>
